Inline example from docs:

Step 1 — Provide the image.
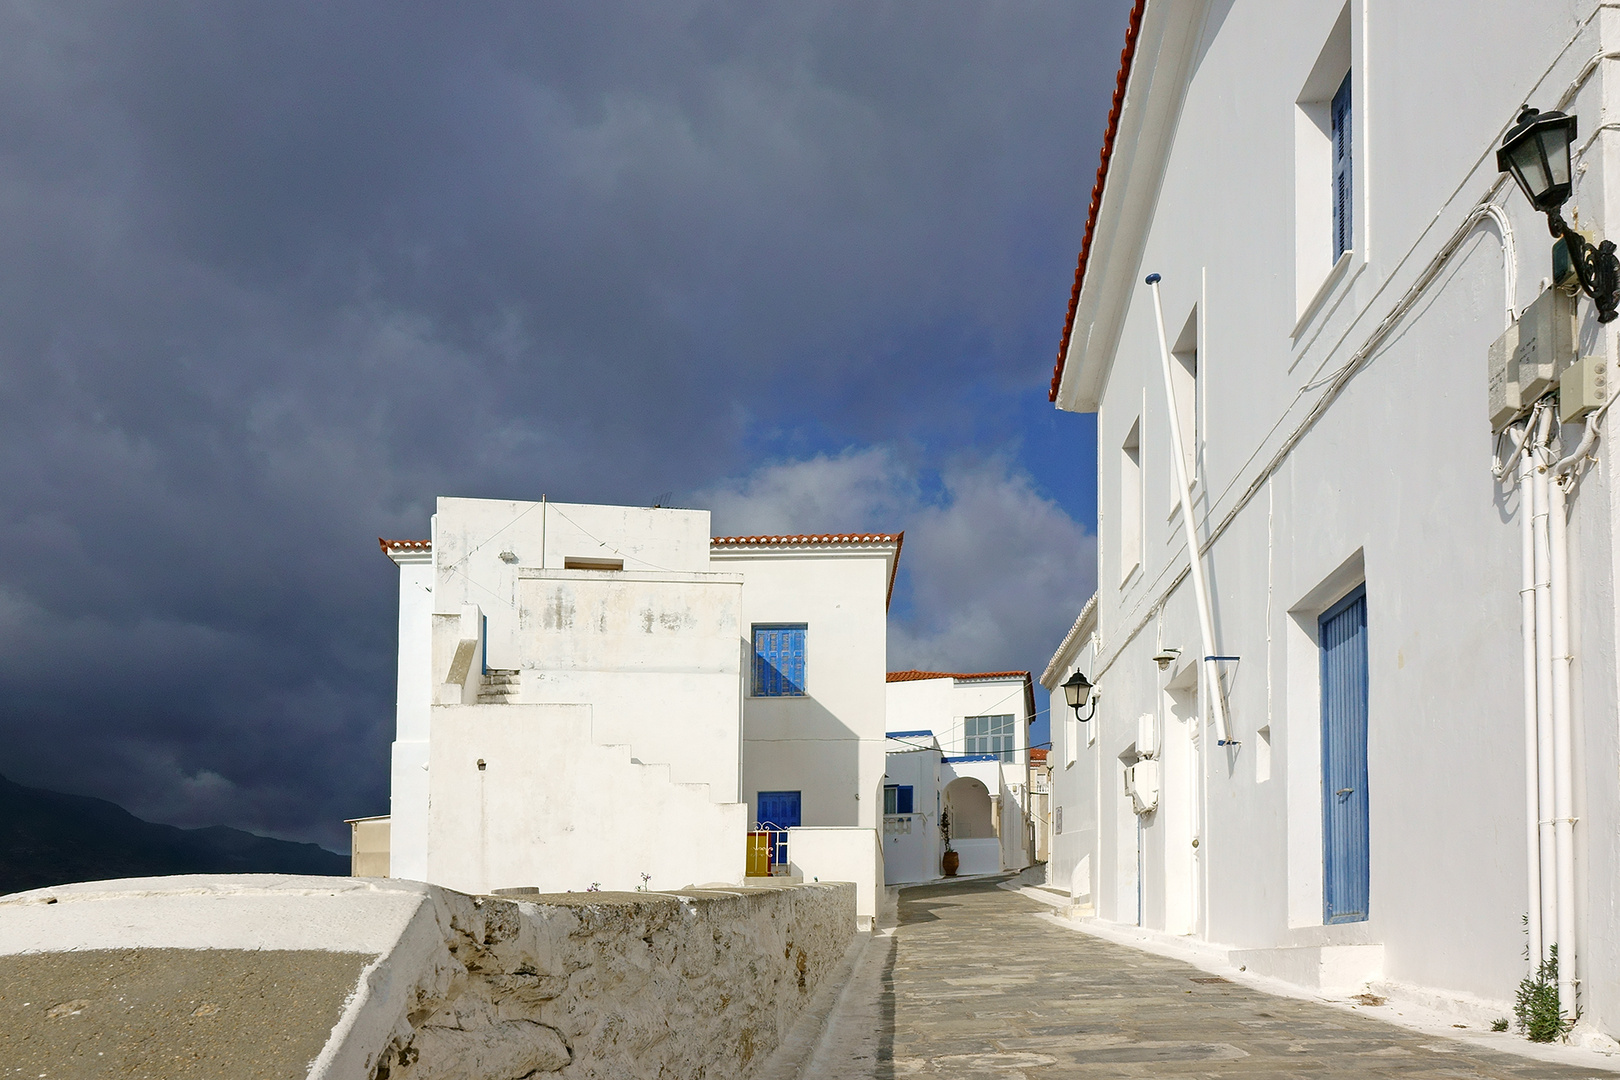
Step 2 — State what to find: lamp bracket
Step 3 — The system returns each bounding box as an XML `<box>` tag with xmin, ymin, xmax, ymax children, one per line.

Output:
<box><xmin>1547</xmin><ymin>207</ymin><xmax>1620</xmax><ymax>323</ymax></box>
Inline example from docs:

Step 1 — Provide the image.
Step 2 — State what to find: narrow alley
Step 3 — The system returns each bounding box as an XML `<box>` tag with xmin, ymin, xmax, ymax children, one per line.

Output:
<box><xmin>807</xmin><ymin>878</ymin><xmax>1617</xmax><ymax>1078</ymax></box>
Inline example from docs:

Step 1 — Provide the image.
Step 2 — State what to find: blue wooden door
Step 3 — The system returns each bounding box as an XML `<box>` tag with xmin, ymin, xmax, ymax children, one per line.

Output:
<box><xmin>757</xmin><ymin>790</ymin><xmax>801</xmax><ymax>869</ymax></box>
<box><xmin>1320</xmin><ymin>585</ymin><xmax>1369</xmax><ymax>924</ymax></box>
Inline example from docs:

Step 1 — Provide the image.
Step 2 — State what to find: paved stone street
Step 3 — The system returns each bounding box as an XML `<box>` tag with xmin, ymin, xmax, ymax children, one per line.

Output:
<box><xmin>808</xmin><ymin>876</ymin><xmax>1618</xmax><ymax>1078</ymax></box>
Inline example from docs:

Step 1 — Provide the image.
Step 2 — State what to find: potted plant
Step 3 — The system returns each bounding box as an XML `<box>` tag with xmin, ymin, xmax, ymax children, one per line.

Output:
<box><xmin>941</xmin><ymin>811</ymin><xmax>959</xmax><ymax>877</ymax></box>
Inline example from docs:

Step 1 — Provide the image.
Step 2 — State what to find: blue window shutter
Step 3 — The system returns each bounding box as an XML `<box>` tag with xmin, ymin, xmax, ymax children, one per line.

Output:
<box><xmin>751</xmin><ymin>625</ymin><xmax>807</xmax><ymax>697</ymax></box>
<box><xmin>897</xmin><ymin>785</ymin><xmax>914</xmax><ymax>814</ymax></box>
<box><xmin>1331</xmin><ymin>70</ymin><xmax>1353</xmax><ymax>261</ymax></box>
<box><xmin>1320</xmin><ymin>584</ymin><xmax>1370</xmax><ymax>924</ymax></box>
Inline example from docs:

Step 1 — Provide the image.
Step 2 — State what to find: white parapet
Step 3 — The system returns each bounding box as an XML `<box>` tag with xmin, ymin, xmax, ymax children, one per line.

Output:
<box><xmin>786</xmin><ymin>826</ymin><xmax>881</xmax><ymax>930</ymax></box>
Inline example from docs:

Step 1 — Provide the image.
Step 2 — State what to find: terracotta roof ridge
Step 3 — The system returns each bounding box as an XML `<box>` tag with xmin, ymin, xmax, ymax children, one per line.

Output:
<box><xmin>710</xmin><ymin>532</ymin><xmax>902</xmax><ymax>545</ymax></box>
<box><xmin>1050</xmin><ymin>0</ymin><xmax>1148</xmax><ymax>403</ymax></box>
<box><xmin>886</xmin><ymin>668</ymin><xmax>1031</xmax><ymax>683</ymax></box>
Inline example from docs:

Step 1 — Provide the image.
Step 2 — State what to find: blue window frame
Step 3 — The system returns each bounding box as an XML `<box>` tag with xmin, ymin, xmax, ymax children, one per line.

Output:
<box><xmin>752</xmin><ymin>624</ymin><xmax>807</xmax><ymax>697</ymax></box>
<box><xmin>1331</xmin><ymin>70</ymin><xmax>1353</xmax><ymax>261</ymax></box>
<box><xmin>964</xmin><ymin>714</ymin><xmax>1016</xmax><ymax>762</ymax></box>
<box><xmin>883</xmin><ymin>785</ymin><xmax>914</xmax><ymax>815</ymax></box>
<box><xmin>1320</xmin><ymin>584</ymin><xmax>1369</xmax><ymax>924</ymax></box>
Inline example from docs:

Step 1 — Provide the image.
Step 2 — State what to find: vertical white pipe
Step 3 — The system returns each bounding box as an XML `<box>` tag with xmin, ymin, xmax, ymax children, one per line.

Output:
<box><xmin>1532</xmin><ymin>412</ymin><xmax>1558</xmax><ymax>959</ymax></box>
<box><xmin>1547</xmin><ymin>464</ymin><xmax>1577</xmax><ymax>1017</ymax></box>
<box><xmin>1518</xmin><ymin>425</ymin><xmax>1543</xmax><ymax>965</ymax></box>
<box><xmin>1147</xmin><ymin>274</ymin><xmax>1232</xmax><ymax>744</ymax></box>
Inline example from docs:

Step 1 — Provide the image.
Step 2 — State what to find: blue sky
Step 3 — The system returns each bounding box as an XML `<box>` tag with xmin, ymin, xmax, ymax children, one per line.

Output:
<box><xmin>0</xmin><ymin>0</ymin><xmax>1125</xmax><ymax>846</ymax></box>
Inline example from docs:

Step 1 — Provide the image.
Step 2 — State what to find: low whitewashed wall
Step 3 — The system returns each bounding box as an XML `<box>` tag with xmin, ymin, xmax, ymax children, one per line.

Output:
<box><xmin>951</xmin><ymin>838</ymin><xmax>1001</xmax><ymax>877</ymax></box>
<box><xmin>787</xmin><ymin>826</ymin><xmax>880</xmax><ymax>929</ymax></box>
<box><xmin>0</xmin><ymin>874</ymin><xmax>855</xmax><ymax>1079</ymax></box>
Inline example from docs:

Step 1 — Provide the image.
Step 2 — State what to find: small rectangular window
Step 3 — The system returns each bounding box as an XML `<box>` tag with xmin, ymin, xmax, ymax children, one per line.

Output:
<box><xmin>751</xmin><ymin>624</ymin><xmax>807</xmax><ymax>697</ymax></box>
<box><xmin>1120</xmin><ymin>418</ymin><xmax>1142</xmax><ymax>583</ymax></box>
<box><xmin>1331</xmin><ymin>70</ymin><xmax>1352</xmax><ymax>262</ymax></box>
<box><xmin>965</xmin><ymin>714</ymin><xmax>1016</xmax><ymax>762</ymax></box>
<box><xmin>564</xmin><ymin>556</ymin><xmax>624</xmax><ymax>571</ymax></box>
<box><xmin>1170</xmin><ymin>306</ymin><xmax>1199</xmax><ymax>501</ymax></box>
<box><xmin>883</xmin><ymin>784</ymin><xmax>914</xmax><ymax>815</ymax></box>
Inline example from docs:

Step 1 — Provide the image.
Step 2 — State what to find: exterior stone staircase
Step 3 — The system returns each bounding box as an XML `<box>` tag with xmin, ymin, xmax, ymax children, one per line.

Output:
<box><xmin>476</xmin><ymin>668</ymin><xmax>520</xmax><ymax>704</ymax></box>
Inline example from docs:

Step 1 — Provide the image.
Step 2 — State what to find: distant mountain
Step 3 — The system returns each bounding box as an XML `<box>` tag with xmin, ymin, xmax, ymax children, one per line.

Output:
<box><xmin>0</xmin><ymin>772</ymin><xmax>348</xmax><ymax>895</ymax></box>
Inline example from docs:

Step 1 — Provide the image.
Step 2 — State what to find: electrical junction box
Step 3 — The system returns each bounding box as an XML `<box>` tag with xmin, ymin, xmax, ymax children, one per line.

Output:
<box><xmin>1488</xmin><ymin>320</ymin><xmax>1522</xmax><ymax>432</ymax></box>
<box><xmin>1559</xmin><ymin>354</ymin><xmax>1609</xmax><ymax>423</ymax></box>
<box><xmin>1125</xmin><ymin>759</ymin><xmax>1160</xmax><ymax>815</ymax></box>
<box><xmin>1515</xmin><ymin>285</ymin><xmax>1578</xmax><ymax>401</ymax></box>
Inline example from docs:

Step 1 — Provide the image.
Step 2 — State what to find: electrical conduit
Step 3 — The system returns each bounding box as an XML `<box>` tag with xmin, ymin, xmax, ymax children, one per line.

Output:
<box><xmin>1147</xmin><ymin>274</ymin><xmax>1232</xmax><ymax>745</ymax></box>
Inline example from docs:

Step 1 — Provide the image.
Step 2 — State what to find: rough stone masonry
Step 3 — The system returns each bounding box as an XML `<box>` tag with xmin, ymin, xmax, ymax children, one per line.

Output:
<box><xmin>0</xmin><ymin>874</ymin><xmax>855</xmax><ymax>1079</ymax></box>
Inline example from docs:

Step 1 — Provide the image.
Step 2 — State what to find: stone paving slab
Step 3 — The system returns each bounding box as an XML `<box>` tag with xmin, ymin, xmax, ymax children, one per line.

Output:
<box><xmin>807</xmin><ymin>875</ymin><xmax>1619</xmax><ymax>1079</ymax></box>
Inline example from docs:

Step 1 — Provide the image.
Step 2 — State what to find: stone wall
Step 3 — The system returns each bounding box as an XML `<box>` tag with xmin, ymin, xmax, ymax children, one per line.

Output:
<box><xmin>0</xmin><ymin>874</ymin><xmax>856</xmax><ymax>1080</ymax></box>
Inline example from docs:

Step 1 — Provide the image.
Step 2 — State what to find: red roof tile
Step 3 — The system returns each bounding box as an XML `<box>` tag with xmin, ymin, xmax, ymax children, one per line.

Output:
<box><xmin>886</xmin><ymin>669</ymin><xmax>1029</xmax><ymax>683</ymax></box>
<box><xmin>1030</xmin><ymin>747</ymin><xmax>1050</xmax><ymax>763</ymax></box>
<box><xmin>1049</xmin><ymin>0</ymin><xmax>1148</xmax><ymax>403</ymax></box>
<box><xmin>379</xmin><ymin>538</ymin><xmax>432</xmax><ymax>560</ymax></box>
<box><xmin>710</xmin><ymin>533</ymin><xmax>901</xmax><ymax>546</ymax></box>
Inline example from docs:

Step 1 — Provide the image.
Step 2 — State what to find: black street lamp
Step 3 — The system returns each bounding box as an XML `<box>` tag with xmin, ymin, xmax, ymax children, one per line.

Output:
<box><xmin>1498</xmin><ymin>106</ymin><xmax>1620</xmax><ymax>323</ymax></box>
<box><xmin>1061</xmin><ymin>670</ymin><xmax>1097</xmax><ymax>722</ymax></box>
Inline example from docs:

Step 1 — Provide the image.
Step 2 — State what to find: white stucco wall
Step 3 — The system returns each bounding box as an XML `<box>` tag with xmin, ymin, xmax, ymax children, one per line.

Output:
<box><xmin>427</xmin><ymin>704</ymin><xmax>746</xmax><ymax>895</ymax></box>
<box><xmin>388</xmin><ymin>549</ymin><xmax>435</xmax><ymax>882</ymax></box>
<box><xmin>1052</xmin><ymin>0</ymin><xmax>1620</xmax><ymax>1028</ymax></box>
<box><xmin>881</xmin><ymin>745</ymin><xmax>942</xmax><ymax>884</ymax></box>
<box><xmin>508</xmin><ymin>567</ymin><xmax>744</xmax><ymax>798</ymax></box>
<box><xmin>712</xmin><ymin>548</ymin><xmax>891</xmax><ymax>833</ymax></box>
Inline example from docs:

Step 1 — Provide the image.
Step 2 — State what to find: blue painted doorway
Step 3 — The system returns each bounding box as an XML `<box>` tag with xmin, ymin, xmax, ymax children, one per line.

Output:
<box><xmin>1320</xmin><ymin>584</ymin><xmax>1369</xmax><ymax>924</ymax></box>
<box><xmin>757</xmin><ymin>790</ymin><xmax>801</xmax><ymax>869</ymax></box>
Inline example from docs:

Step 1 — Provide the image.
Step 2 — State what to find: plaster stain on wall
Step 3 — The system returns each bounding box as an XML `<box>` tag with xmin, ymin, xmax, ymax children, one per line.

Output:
<box><xmin>542</xmin><ymin>591</ymin><xmax>576</xmax><ymax>631</ymax></box>
<box><xmin>640</xmin><ymin>608</ymin><xmax>656</xmax><ymax>634</ymax></box>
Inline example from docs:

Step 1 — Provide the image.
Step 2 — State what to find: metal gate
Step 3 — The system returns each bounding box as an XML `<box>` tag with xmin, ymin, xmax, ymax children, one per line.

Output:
<box><xmin>756</xmin><ymin>790</ymin><xmax>800</xmax><ymax>872</ymax></box>
<box><xmin>1320</xmin><ymin>584</ymin><xmax>1370</xmax><ymax>924</ymax></box>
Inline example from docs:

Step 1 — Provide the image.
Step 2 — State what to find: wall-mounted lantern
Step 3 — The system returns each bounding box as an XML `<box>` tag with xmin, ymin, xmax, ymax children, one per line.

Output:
<box><xmin>1498</xmin><ymin>106</ymin><xmax>1619</xmax><ymax>322</ymax></box>
<box><xmin>1061</xmin><ymin>670</ymin><xmax>1097</xmax><ymax>722</ymax></box>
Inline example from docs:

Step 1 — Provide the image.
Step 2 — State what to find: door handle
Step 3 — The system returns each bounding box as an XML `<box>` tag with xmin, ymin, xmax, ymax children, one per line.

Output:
<box><xmin>1337</xmin><ymin>788</ymin><xmax>1354</xmax><ymax>796</ymax></box>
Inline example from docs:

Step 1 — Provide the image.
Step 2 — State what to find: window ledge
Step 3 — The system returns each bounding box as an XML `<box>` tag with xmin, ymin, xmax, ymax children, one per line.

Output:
<box><xmin>1293</xmin><ymin>249</ymin><xmax>1356</xmax><ymax>339</ymax></box>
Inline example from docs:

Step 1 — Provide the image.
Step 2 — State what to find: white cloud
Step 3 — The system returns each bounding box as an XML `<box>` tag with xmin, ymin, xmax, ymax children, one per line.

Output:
<box><xmin>695</xmin><ymin>446</ymin><xmax>1096</xmax><ymax>681</ymax></box>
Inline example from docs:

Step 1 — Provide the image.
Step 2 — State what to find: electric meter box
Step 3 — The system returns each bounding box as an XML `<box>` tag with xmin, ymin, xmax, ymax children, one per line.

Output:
<box><xmin>1559</xmin><ymin>354</ymin><xmax>1609</xmax><ymax>423</ymax></box>
<box><xmin>1488</xmin><ymin>320</ymin><xmax>1522</xmax><ymax>432</ymax></box>
<box><xmin>1515</xmin><ymin>285</ymin><xmax>1578</xmax><ymax>401</ymax></box>
<box><xmin>1488</xmin><ymin>285</ymin><xmax>1577</xmax><ymax>432</ymax></box>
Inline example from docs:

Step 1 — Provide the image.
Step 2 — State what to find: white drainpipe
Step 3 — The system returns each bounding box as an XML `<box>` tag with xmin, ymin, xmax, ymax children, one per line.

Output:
<box><xmin>1530</xmin><ymin>408</ymin><xmax>1560</xmax><ymax>966</ymax></box>
<box><xmin>1147</xmin><ymin>274</ymin><xmax>1232</xmax><ymax>745</ymax></box>
<box><xmin>1514</xmin><ymin>421</ymin><xmax>1543</xmax><ymax>964</ymax></box>
<box><xmin>1546</xmin><ymin>441</ymin><xmax>1577</xmax><ymax>1016</ymax></box>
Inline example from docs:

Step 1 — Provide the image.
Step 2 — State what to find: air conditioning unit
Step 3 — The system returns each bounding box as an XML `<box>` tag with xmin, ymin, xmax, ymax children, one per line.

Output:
<box><xmin>1124</xmin><ymin>759</ymin><xmax>1160</xmax><ymax>815</ymax></box>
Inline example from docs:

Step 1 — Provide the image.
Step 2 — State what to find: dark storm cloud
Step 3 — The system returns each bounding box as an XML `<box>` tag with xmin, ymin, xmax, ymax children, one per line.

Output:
<box><xmin>0</xmin><ymin>1</ymin><xmax>1126</xmax><ymax>846</ymax></box>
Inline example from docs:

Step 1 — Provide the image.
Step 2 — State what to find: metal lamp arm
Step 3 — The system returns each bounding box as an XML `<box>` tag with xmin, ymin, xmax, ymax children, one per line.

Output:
<box><xmin>1547</xmin><ymin>207</ymin><xmax>1620</xmax><ymax>323</ymax></box>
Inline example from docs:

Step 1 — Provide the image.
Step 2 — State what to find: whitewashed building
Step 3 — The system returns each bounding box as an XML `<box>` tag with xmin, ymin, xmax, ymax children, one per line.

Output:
<box><xmin>882</xmin><ymin>670</ymin><xmax>1037</xmax><ymax>882</ymax></box>
<box><xmin>378</xmin><ymin>498</ymin><xmax>899</xmax><ymax>926</ymax></box>
<box><xmin>1048</xmin><ymin>0</ymin><xmax>1620</xmax><ymax>1035</ymax></box>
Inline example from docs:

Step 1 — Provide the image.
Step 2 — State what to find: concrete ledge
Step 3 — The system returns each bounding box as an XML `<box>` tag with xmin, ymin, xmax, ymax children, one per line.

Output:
<box><xmin>0</xmin><ymin>874</ymin><xmax>855</xmax><ymax>1079</ymax></box>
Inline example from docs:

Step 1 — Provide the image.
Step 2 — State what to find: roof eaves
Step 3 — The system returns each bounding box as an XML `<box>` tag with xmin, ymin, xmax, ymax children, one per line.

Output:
<box><xmin>1040</xmin><ymin>592</ymin><xmax>1099</xmax><ymax>690</ymax></box>
<box><xmin>1049</xmin><ymin>0</ymin><xmax>1148</xmax><ymax>404</ymax></box>
<box><xmin>712</xmin><ymin>531</ymin><xmax>904</xmax><ymax>611</ymax></box>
